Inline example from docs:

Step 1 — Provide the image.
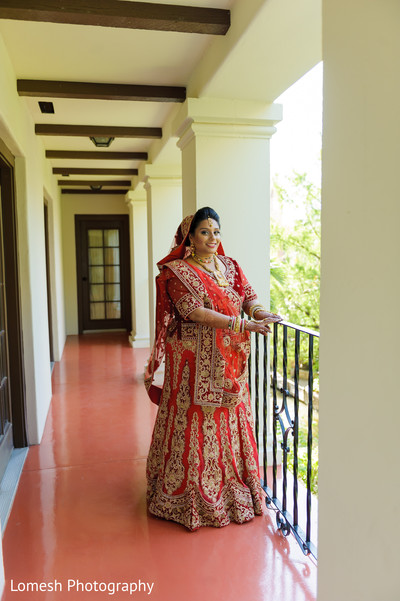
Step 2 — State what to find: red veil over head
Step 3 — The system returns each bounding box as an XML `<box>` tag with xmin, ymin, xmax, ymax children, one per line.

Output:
<box><xmin>145</xmin><ymin>214</ymin><xmax>225</xmax><ymax>404</ymax></box>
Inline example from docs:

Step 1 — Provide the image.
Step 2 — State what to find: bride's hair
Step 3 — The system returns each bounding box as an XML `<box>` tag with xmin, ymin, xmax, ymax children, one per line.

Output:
<box><xmin>185</xmin><ymin>207</ymin><xmax>220</xmax><ymax>245</ymax></box>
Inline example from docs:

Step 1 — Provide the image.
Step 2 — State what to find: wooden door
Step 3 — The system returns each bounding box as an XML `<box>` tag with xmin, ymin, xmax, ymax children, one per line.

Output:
<box><xmin>0</xmin><ymin>172</ymin><xmax>13</xmax><ymax>477</ymax></box>
<box><xmin>75</xmin><ymin>215</ymin><xmax>132</xmax><ymax>333</ymax></box>
<box><xmin>0</xmin><ymin>139</ymin><xmax>27</xmax><ymax>454</ymax></box>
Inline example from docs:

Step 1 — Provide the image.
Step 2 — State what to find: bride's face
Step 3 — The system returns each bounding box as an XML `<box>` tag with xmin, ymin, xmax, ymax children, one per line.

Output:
<box><xmin>190</xmin><ymin>219</ymin><xmax>221</xmax><ymax>256</ymax></box>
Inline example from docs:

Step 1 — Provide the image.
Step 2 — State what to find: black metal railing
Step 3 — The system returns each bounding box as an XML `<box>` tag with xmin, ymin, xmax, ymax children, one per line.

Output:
<box><xmin>248</xmin><ymin>320</ymin><xmax>319</xmax><ymax>560</ymax></box>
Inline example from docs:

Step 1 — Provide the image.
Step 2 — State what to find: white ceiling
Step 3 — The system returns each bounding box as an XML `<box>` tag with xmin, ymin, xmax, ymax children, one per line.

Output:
<box><xmin>0</xmin><ymin>0</ymin><xmax>321</xmax><ymax>190</ymax></box>
<box><xmin>0</xmin><ymin>0</ymin><xmax>235</xmax><ymax>188</ymax></box>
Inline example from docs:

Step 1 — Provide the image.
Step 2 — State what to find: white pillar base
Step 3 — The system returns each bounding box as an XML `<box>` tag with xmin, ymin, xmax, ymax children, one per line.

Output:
<box><xmin>129</xmin><ymin>334</ymin><xmax>150</xmax><ymax>349</ymax></box>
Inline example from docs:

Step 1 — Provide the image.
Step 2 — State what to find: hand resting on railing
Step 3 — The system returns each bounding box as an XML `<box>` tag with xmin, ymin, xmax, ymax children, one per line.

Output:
<box><xmin>245</xmin><ymin>308</ymin><xmax>283</xmax><ymax>336</ymax></box>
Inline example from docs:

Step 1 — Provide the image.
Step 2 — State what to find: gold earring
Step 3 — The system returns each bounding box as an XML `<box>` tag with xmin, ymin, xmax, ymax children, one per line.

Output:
<box><xmin>190</xmin><ymin>241</ymin><xmax>195</xmax><ymax>255</ymax></box>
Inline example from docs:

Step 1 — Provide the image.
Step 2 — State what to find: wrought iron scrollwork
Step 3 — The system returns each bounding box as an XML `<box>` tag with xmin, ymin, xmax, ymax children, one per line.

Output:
<box><xmin>276</xmin><ymin>510</ymin><xmax>291</xmax><ymax>537</ymax></box>
<box><xmin>249</xmin><ymin>320</ymin><xmax>319</xmax><ymax>561</ymax></box>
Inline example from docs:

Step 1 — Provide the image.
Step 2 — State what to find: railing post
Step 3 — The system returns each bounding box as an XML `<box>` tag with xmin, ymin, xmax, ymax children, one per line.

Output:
<box><xmin>262</xmin><ymin>335</ymin><xmax>269</xmax><ymax>489</ymax></box>
<box><xmin>252</xmin><ymin>320</ymin><xmax>319</xmax><ymax>560</ymax></box>
<box><xmin>306</xmin><ymin>334</ymin><xmax>314</xmax><ymax>549</ymax></box>
<box><xmin>293</xmin><ymin>329</ymin><xmax>300</xmax><ymax>529</ymax></box>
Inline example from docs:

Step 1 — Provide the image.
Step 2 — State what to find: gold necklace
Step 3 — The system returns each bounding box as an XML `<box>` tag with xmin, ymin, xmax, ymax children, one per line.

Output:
<box><xmin>191</xmin><ymin>251</ymin><xmax>214</xmax><ymax>264</ymax></box>
<box><xmin>191</xmin><ymin>255</ymin><xmax>229</xmax><ymax>287</ymax></box>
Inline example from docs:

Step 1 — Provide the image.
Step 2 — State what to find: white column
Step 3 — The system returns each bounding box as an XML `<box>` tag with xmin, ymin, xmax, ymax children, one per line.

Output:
<box><xmin>173</xmin><ymin>98</ymin><xmax>282</xmax><ymax>458</ymax></box>
<box><xmin>318</xmin><ymin>2</ymin><xmax>400</xmax><ymax>600</ymax></box>
<box><xmin>173</xmin><ymin>98</ymin><xmax>282</xmax><ymax>303</ymax></box>
<box><xmin>126</xmin><ymin>187</ymin><xmax>150</xmax><ymax>348</ymax></box>
<box><xmin>140</xmin><ymin>165</ymin><xmax>182</xmax><ymax>346</ymax></box>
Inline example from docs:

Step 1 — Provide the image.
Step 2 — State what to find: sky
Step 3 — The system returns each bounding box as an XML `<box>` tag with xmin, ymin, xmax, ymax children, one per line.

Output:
<box><xmin>270</xmin><ymin>62</ymin><xmax>323</xmax><ymax>188</ymax></box>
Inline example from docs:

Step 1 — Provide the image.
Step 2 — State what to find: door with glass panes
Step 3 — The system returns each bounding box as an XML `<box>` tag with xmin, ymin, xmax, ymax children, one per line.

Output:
<box><xmin>75</xmin><ymin>215</ymin><xmax>131</xmax><ymax>333</ymax></box>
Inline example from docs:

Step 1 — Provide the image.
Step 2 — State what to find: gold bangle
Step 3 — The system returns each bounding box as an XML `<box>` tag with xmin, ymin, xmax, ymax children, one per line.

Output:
<box><xmin>249</xmin><ymin>304</ymin><xmax>265</xmax><ymax>319</ymax></box>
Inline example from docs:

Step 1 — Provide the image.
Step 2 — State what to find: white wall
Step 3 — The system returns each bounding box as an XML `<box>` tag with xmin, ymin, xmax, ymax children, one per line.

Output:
<box><xmin>0</xmin><ymin>33</ymin><xmax>64</xmax><ymax>445</ymax></box>
<box><xmin>318</xmin><ymin>1</ymin><xmax>400</xmax><ymax>599</ymax></box>
<box><xmin>61</xmin><ymin>194</ymin><xmax>129</xmax><ymax>335</ymax></box>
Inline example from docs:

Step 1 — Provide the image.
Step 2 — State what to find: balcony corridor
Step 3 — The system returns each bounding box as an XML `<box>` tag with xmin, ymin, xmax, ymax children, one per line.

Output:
<box><xmin>1</xmin><ymin>333</ymin><xmax>316</xmax><ymax>601</ymax></box>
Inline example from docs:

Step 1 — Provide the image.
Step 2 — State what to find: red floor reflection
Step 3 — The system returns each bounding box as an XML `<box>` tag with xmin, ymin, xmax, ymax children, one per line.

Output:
<box><xmin>2</xmin><ymin>333</ymin><xmax>316</xmax><ymax>600</ymax></box>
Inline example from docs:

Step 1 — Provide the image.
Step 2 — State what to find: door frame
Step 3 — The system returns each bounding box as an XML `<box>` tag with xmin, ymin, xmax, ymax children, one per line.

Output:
<box><xmin>75</xmin><ymin>214</ymin><xmax>132</xmax><ymax>334</ymax></box>
<box><xmin>0</xmin><ymin>137</ymin><xmax>27</xmax><ymax>448</ymax></box>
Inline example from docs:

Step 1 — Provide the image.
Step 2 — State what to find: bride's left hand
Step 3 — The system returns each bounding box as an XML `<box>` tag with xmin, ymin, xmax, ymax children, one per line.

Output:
<box><xmin>245</xmin><ymin>319</ymin><xmax>272</xmax><ymax>336</ymax></box>
<box><xmin>254</xmin><ymin>310</ymin><xmax>283</xmax><ymax>324</ymax></box>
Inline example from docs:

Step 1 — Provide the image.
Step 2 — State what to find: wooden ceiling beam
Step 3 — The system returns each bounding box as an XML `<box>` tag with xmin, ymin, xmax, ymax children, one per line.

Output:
<box><xmin>62</xmin><ymin>189</ymin><xmax>128</xmax><ymax>195</ymax></box>
<box><xmin>36</xmin><ymin>124</ymin><xmax>162</xmax><ymax>138</ymax></box>
<box><xmin>54</xmin><ymin>168</ymin><xmax>138</xmax><ymax>175</ymax></box>
<box><xmin>0</xmin><ymin>1</ymin><xmax>230</xmax><ymax>35</ymax></box>
<box><xmin>18</xmin><ymin>80</ymin><xmax>186</xmax><ymax>103</ymax></box>
<box><xmin>58</xmin><ymin>180</ymin><xmax>131</xmax><ymax>186</ymax></box>
<box><xmin>46</xmin><ymin>150</ymin><xmax>147</xmax><ymax>160</ymax></box>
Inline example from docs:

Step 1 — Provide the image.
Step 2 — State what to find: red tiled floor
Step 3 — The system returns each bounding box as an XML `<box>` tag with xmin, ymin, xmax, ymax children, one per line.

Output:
<box><xmin>1</xmin><ymin>333</ymin><xmax>316</xmax><ymax>601</ymax></box>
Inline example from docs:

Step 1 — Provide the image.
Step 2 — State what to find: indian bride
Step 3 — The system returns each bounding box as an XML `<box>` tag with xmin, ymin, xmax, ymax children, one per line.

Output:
<box><xmin>145</xmin><ymin>207</ymin><xmax>282</xmax><ymax>530</ymax></box>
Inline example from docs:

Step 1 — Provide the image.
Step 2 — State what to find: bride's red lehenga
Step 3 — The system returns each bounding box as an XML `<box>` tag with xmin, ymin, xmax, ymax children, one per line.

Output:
<box><xmin>145</xmin><ymin>217</ymin><xmax>263</xmax><ymax>531</ymax></box>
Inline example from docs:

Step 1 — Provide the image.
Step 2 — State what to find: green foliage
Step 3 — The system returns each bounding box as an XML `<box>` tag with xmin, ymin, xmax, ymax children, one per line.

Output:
<box><xmin>270</xmin><ymin>171</ymin><xmax>321</xmax><ymax>497</ymax></box>
<box><xmin>270</xmin><ymin>172</ymin><xmax>321</xmax><ymax>331</ymax></box>
<box><xmin>287</xmin><ymin>415</ymin><xmax>319</xmax><ymax>496</ymax></box>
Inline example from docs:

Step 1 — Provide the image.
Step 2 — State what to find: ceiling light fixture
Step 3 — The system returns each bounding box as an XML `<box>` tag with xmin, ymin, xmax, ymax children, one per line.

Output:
<box><xmin>39</xmin><ymin>101</ymin><xmax>55</xmax><ymax>114</ymax></box>
<box><xmin>90</xmin><ymin>185</ymin><xmax>103</xmax><ymax>191</ymax></box>
<box><xmin>90</xmin><ymin>136</ymin><xmax>114</xmax><ymax>148</ymax></box>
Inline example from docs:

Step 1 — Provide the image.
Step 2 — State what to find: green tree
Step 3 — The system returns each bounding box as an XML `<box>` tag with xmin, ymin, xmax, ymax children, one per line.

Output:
<box><xmin>270</xmin><ymin>172</ymin><xmax>321</xmax><ymax>331</ymax></box>
<box><xmin>270</xmin><ymin>172</ymin><xmax>321</xmax><ymax>496</ymax></box>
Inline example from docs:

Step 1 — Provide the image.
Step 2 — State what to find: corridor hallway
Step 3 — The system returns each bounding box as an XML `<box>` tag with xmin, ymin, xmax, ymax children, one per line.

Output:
<box><xmin>1</xmin><ymin>334</ymin><xmax>316</xmax><ymax>601</ymax></box>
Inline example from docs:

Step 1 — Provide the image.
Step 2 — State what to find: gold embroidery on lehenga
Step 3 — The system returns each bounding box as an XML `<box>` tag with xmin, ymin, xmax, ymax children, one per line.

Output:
<box><xmin>146</xmin><ymin>354</ymin><xmax>172</xmax><ymax>483</ymax></box>
<box><xmin>167</xmin><ymin>335</ymin><xmax>181</xmax><ymax>390</ymax></box>
<box><xmin>239</xmin><ymin>406</ymin><xmax>258</xmax><ymax>473</ymax></box>
<box><xmin>193</xmin><ymin>326</ymin><xmax>226</xmax><ymax>407</ymax></box>
<box><xmin>147</xmin><ymin>254</ymin><xmax>265</xmax><ymax>529</ymax></box>
<box><xmin>172</xmin><ymin>351</ymin><xmax>180</xmax><ymax>392</ymax></box>
<box><xmin>220</xmin><ymin>413</ymin><xmax>236</xmax><ymax>481</ymax></box>
<box><xmin>201</xmin><ymin>408</ymin><xmax>222</xmax><ymax>501</ymax></box>
<box><xmin>161</xmin><ymin>406</ymin><xmax>175</xmax><ymax>476</ymax></box>
<box><xmin>244</xmin><ymin>396</ymin><xmax>256</xmax><ymax>431</ymax></box>
<box><xmin>221</xmin><ymin>358</ymin><xmax>250</xmax><ymax>408</ymax></box>
<box><xmin>229</xmin><ymin>409</ymin><xmax>244</xmax><ymax>477</ymax></box>
<box><xmin>187</xmin><ymin>412</ymin><xmax>200</xmax><ymax>486</ymax></box>
<box><xmin>224</xmin><ymin>378</ymin><xmax>233</xmax><ymax>390</ymax></box>
<box><xmin>180</xmin><ymin>322</ymin><xmax>198</xmax><ymax>349</ymax></box>
<box><xmin>164</xmin><ymin>363</ymin><xmax>191</xmax><ymax>494</ymax></box>
<box><xmin>148</xmin><ymin>477</ymin><xmax>262</xmax><ymax>531</ymax></box>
